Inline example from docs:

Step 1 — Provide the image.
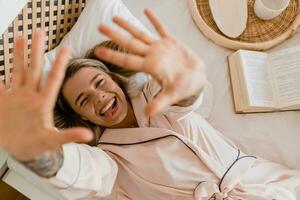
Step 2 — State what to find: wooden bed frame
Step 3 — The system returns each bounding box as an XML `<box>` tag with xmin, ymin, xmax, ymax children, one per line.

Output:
<box><xmin>0</xmin><ymin>0</ymin><xmax>87</xmax><ymax>88</ymax></box>
<box><xmin>0</xmin><ymin>1</ymin><xmax>88</xmax><ymax>198</ymax></box>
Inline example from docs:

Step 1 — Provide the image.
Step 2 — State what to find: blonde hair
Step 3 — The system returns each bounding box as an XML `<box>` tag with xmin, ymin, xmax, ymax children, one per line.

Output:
<box><xmin>85</xmin><ymin>40</ymin><xmax>137</xmax><ymax>77</ymax></box>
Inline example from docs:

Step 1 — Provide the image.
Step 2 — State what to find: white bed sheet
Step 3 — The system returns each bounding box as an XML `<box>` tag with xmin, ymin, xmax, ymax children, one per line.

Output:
<box><xmin>123</xmin><ymin>0</ymin><xmax>300</xmax><ymax>170</ymax></box>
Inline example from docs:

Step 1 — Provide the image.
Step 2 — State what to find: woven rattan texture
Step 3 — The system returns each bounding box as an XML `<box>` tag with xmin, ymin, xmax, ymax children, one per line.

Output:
<box><xmin>197</xmin><ymin>0</ymin><xmax>298</xmax><ymax>42</ymax></box>
<box><xmin>0</xmin><ymin>0</ymin><xmax>86</xmax><ymax>88</ymax></box>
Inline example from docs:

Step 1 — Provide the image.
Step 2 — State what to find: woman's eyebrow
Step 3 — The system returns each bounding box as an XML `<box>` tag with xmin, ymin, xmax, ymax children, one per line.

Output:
<box><xmin>90</xmin><ymin>73</ymin><xmax>101</xmax><ymax>84</ymax></box>
<box><xmin>75</xmin><ymin>73</ymin><xmax>101</xmax><ymax>106</ymax></box>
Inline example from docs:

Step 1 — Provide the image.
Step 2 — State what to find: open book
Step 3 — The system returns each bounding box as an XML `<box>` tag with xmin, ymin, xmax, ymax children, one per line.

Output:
<box><xmin>228</xmin><ymin>46</ymin><xmax>300</xmax><ymax>113</ymax></box>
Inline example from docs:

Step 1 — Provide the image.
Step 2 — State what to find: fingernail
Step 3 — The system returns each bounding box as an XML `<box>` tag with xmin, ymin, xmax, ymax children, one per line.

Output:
<box><xmin>112</xmin><ymin>16</ymin><xmax>118</xmax><ymax>21</ymax></box>
<box><xmin>98</xmin><ymin>24</ymin><xmax>105</xmax><ymax>31</ymax></box>
<box><xmin>84</xmin><ymin>131</ymin><xmax>94</xmax><ymax>141</ymax></box>
<box><xmin>95</xmin><ymin>47</ymin><xmax>106</xmax><ymax>55</ymax></box>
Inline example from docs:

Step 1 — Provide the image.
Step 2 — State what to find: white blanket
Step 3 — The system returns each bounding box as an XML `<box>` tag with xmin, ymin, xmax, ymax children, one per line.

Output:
<box><xmin>123</xmin><ymin>0</ymin><xmax>300</xmax><ymax>170</ymax></box>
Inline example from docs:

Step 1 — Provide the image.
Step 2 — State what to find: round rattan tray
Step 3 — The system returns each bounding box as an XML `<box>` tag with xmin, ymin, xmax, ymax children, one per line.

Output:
<box><xmin>189</xmin><ymin>0</ymin><xmax>300</xmax><ymax>51</ymax></box>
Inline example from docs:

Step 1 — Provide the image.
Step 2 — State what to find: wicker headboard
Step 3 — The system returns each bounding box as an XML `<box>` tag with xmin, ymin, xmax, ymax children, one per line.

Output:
<box><xmin>0</xmin><ymin>0</ymin><xmax>87</xmax><ymax>88</ymax></box>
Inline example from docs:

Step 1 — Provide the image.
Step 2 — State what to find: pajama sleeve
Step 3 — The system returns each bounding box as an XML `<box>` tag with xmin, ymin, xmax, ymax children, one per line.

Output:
<box><xmin>48</xmin><ymin>143</ymin><xmax>118</xmax><ymax>200</ymax></box>
<box><xmin>143</xmin><ymin>78</ymin><xmax>204</xmax><ymax>120</ymax></box>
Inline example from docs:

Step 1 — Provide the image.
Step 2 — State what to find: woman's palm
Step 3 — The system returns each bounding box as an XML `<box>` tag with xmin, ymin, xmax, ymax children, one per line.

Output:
<box><xmin>96</xmin><ymin>10</ymin><xmax>206</xmax><ymax>115</ymax></box>
<box><xmin>0</xmin><ymin>31</ymin><xmax>92</xmax><ymax>161</ymax></box>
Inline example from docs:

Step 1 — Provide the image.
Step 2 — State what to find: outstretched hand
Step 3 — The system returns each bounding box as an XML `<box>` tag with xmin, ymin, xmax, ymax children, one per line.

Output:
<box><xmin>96</xmin><ymin>9</ymin><xmax>206</xmax><ymax>116</ymax></box>
<box><xmin>0</xmin><ymin>30</ymin><xmax>93</xmax><ymax>161</ymax></box>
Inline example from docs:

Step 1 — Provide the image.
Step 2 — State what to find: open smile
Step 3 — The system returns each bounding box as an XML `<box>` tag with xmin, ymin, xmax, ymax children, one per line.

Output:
<box><xmin>99</xmin><ymin>97</ymin><xmax>118</xmax><ymax>118</ymax></box>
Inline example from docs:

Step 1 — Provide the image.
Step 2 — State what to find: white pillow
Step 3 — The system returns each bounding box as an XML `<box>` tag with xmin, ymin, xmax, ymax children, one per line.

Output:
<box><xmin>43</xmin><ymin>0</ymin><xmax>152</xmax><ymax>74</ymax></box>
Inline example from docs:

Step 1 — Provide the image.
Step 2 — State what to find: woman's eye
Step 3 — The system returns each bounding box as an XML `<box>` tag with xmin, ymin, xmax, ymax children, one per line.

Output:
<box><xmin>95</xmin><ymin>79</ymin><xmax>104</xmax><ymax>88</ymax></box>
<box><xmin>80</xmin><ymin>97</ymin><xmax>88</xmax><ymax>107</ymax></box>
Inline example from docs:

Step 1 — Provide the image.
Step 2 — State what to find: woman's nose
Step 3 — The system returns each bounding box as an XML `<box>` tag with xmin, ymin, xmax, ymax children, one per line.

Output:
<box><xmin>92</xmin><ymin>91</ymin><xmax>106</xmax><ymax>104</ymax></box>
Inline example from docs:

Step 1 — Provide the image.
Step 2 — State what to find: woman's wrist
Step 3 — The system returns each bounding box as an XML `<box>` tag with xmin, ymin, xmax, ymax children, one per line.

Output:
<box><xmin>21</xmin><ymin>147</ymin><xmax>64</xmax><ymax>178</ymax></box>
<box><xmin>174</xmin><ymin>86</ymin><xmax>204</xmax><ymax>107</ymax></box>
<box><xmin>175</xmin><ymin>61</ymin><xmax>206</xmax><ymax>107</ymax></box>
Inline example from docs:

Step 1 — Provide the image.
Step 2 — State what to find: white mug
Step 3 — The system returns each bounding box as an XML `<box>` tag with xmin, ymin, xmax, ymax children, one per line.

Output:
<box><xmin>254</xmin><ymin>0</ymin><xmax>290</xmax><ymax>20</ymax></box>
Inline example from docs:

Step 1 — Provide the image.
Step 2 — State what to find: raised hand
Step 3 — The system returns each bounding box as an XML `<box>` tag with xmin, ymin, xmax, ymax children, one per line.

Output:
<box><xmin>95</xmin><ymin>9</ymin><xmax>206</xmax><ymax>116</ymax></box>
<box><xmin>0</xmin><ymin>30</ymin><xmax>92</xmax><ymax>161</ymax></box>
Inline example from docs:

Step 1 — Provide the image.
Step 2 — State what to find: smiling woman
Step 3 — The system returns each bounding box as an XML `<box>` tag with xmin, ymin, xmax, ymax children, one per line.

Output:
<box><xmin>62</xmin><ymin>66</ymin><xmax>128</xmax><ymax>125</ymax></box>
<box><xmin>55</xmin><ymin>58</ymin><xmax>135</xmax><ymax>146</ymax></box>
<box><xmin>0</xmin><ymin>5</ymin><xmax>299</xmax><ymax>199</ymax></box>
<box><xmin>54</xmin><ymin>40</ymin><xmax>139</xmax><ymax>146</ymax></box>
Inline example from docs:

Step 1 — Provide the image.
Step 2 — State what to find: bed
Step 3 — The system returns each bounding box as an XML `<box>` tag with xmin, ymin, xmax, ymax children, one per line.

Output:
<box><xmin>125</xmin><ymin>0</ymin><xmax>300</xmax><ymax>170</ymax></box>
<box><xmin>0</xmin><ymin>0</ymin><xmax>299</xmax><ymax>199</ymax></box>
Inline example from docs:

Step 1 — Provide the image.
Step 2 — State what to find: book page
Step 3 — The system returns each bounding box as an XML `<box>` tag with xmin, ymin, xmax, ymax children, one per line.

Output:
<box><xmin>269</xmin><ymin>46</ymin><xmax>300</xmax><ymax>106</ymax></box>
<box><xmin>239</xmin><ymin>50</ymin><xmax>275</xmax><ymax>106</ymax></box>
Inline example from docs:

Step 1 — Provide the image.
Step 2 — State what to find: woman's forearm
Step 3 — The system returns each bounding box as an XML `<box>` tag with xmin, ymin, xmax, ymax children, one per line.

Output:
<box><xmin>21</xmin><ymin>147</ymin><xmax>64</xmax><ymax>178</ymax></box>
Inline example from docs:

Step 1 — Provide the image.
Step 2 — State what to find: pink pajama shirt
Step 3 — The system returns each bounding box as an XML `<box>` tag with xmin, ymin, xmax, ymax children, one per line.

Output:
<box><xmin>49</xmin><ymin>79</ymin><xmax>300</xmax><ymax>200</ymax></box>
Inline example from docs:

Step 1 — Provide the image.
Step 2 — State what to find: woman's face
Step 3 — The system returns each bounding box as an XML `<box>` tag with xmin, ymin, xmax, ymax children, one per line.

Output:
<box><xmin>62</xmin><ymin>67</ymin><xmax>128</xmax><ymax>127</ymax></box>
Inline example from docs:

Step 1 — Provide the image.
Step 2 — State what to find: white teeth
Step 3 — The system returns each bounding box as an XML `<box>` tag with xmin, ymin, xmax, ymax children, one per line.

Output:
<box><xmin>101</xmin><ymin>98</ymin><xmax>115</xmax><ymax>114</ymax></box>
